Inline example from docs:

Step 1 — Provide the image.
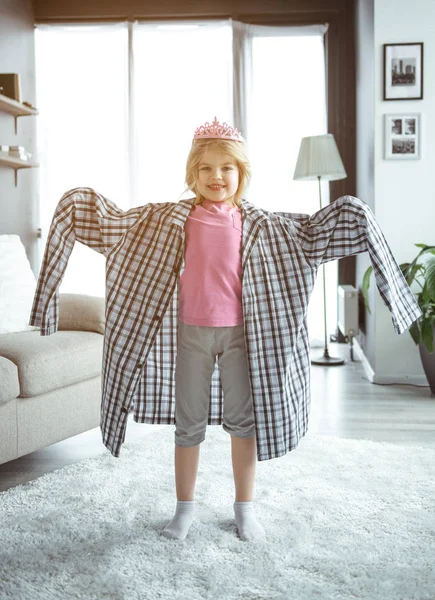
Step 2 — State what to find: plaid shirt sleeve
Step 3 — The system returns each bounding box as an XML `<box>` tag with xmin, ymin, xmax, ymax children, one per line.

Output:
<box><xmin>29</xmin><ymin>187</ymin><xmax>140</xmax><ymax>336</ymax></box>
<box><xmin>277</xmin><ymin>195</ymin><xmax>423</xmax><ymax>335</ymax></box>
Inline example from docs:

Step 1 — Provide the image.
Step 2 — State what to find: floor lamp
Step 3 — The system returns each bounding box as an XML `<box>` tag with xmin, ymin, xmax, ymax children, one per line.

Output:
<box><xmin>293</xmin><ymin>133</ymin><xmax>347</xmax><ymax>366</ymax></box>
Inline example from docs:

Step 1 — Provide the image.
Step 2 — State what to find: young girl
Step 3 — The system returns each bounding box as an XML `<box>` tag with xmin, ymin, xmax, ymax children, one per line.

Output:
<box><xmin>162</xmin><ymin>118</ymin><xmax>266</xmax><ymax>542</ymax></box>
<box><xmin>30</xmin><ymin>118</ymin><xmax>422</xmax><ymax>546</ymax></box>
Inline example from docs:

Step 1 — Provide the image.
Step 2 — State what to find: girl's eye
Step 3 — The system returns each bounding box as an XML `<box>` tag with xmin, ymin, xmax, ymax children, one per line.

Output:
<box><xmin>200</xmin><ymin>166</ymin><xmax>234</xmax><ymax>170</ymax></box>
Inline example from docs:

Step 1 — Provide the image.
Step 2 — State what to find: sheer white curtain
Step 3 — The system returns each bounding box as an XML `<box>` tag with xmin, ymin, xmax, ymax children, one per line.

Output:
<box><xmin>232</xmin><ymin>21</ymin><xmax>336</xmax><ymax>346</ymax></box>
<box><xmin>35</xmin><ymin>21</ymin><xmax>334</xmax><ymax>341</ymax></box>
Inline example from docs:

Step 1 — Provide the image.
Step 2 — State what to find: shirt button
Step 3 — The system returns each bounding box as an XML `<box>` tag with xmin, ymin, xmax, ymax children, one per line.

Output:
<box><xmin>137</xmin><ymin>362</ymin><xmax>144</xmax><ymax>369</ymax></box>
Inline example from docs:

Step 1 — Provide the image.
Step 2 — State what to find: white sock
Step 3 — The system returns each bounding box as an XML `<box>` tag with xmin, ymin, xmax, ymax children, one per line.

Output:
<box><xmin>162</xmin><ymin>500</ymin><xmax>195</xmax><ymax>540</ymax></box>
<box><xmin>234</xmin><ymin>501</ymin><xmax>266</xmax><ymax>542</ymax></box>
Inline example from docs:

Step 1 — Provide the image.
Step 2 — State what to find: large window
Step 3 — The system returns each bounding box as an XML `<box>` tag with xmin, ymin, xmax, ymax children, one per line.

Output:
<box><xmin>247</xmin><ymin>26</ymin><xmax>334</xmax><ymax>345</ymax></box>
<box><xmin>35</xmin><ymin>20</ymin><xmax>333</xmax><ymax>345</ymax></box>
<box><xmin>132</xmin><ymin>21</ymin><xmax>233</xmax><ymax>207</ymax></box>
<box><xmin>35</xmin><ymin>23</ymin><xmax>129</xmax><ymax>297</ymax></box>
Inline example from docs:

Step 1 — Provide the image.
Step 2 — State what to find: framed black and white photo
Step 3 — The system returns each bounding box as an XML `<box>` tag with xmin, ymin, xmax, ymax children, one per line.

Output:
<box><xmin>384</xmin><ymin>113</ymin><xmax>421</xmax><ymax>160</ymax></box>
<box><xmin>383</xmin><ymin>43</ymin><xmax>423</xmax><ymax>100</ymax></box>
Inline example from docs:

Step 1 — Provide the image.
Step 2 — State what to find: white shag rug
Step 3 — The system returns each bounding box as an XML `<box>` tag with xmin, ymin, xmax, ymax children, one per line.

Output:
<box><xmin>1</xmin><ymin>426</ymin><xmax>434</xmax><ymax>600</ymax></box>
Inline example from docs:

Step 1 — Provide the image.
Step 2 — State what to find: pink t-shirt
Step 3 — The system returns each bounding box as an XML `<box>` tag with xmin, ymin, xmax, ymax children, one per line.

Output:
<box><xmin>178</xmin><ymin>198</ymin><xmax>244</xmax><ymax>326</ymax></box>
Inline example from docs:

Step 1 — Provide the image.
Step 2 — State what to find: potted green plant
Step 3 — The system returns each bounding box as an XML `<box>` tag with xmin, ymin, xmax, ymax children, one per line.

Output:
<box><xmin>361</xmin><ymin>244</ymin><xmax>435</xmax><ymax>394</ymax></box>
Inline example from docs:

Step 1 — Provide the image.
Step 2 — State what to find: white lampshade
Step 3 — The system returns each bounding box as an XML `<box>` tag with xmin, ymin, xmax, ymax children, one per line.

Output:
<box><xmin>293</xmin><ymin>133</ymin><xmax>347</xmax><ymax>181</ymax></box>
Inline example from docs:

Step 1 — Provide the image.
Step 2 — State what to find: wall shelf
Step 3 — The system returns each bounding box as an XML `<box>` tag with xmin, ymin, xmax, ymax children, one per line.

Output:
<box><xmin>0</xmin><ymin>92</ymin><xmax>39</xmax><ymax>185</ymax></box>
<box><xmin>0</xmin><ymin>93</ymin><xmax>38</xmax><ymax>134</ymax></box>
<box><xmin>0</xmin><ymin>154</ymin><xmax>39</xmax><ymax>186</ymax></box>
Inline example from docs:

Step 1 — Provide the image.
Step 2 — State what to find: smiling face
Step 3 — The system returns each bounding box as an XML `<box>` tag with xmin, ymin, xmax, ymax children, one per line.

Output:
<box><xmin>196</xmin><ymin>147</ymin><xmax>240</xmax><ymax>204</ymax></box>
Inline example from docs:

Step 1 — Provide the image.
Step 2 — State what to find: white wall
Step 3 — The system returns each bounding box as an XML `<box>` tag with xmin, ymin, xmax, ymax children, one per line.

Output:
<box><xmin>371</xmin><ymin>0</ymin><xmax>434</xmax><ymax>383</ymax></box>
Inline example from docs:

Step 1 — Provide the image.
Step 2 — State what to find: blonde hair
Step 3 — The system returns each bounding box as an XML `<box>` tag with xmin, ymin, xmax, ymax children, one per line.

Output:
<box><xmin>183</xmin><ymin>138</ymin><xmax>251</xmax><ymax>208</ymax></box>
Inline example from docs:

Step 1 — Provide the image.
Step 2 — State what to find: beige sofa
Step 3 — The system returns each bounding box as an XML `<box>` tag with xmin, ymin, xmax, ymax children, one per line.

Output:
<box><xmin>0</xmin><ymin>294</ymin><xmax>105</xmax><ymax>465</ymax></box>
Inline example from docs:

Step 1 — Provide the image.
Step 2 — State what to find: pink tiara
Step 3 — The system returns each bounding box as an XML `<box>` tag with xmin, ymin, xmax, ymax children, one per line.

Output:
<box><xmin>193</xmin><ymin>116</ymin><xmax>244</xmax><ymax>142</ymax></box>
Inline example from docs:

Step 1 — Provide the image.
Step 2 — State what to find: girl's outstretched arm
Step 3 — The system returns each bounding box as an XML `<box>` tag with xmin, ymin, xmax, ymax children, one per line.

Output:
<box><xmin>29</xmin><ymin>187</ymin><xmax>147</xmax><ymax>335</ymax></box>
<box><xmin>275</xmin><ymin>195</ymin><xmax>422</xmax><ymax>335</ymax></box>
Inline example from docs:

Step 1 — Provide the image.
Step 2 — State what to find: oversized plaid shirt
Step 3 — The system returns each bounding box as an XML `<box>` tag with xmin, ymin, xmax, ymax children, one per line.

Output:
<box><xmin>29</xmin><ymin>188</ymin><xmax>423</xmax><ymax>461</ymax></box>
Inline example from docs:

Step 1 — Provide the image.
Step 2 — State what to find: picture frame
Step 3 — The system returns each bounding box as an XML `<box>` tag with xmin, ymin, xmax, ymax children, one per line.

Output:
<box><xmin>383</xmin><ymin>43</ymin><xmax>423</xmax><ymax>100</ymax></box>
<box><xmin>384</xmin><ymin>113</ymin><xmax>421</xmax><ymax>160</ymax></box>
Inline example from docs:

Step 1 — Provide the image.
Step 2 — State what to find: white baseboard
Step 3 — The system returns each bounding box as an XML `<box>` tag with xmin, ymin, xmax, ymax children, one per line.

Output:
<box><xmin>352</xmin><ymin>337</ymin><xmax>430</xmax><ymax>387</ymax></box>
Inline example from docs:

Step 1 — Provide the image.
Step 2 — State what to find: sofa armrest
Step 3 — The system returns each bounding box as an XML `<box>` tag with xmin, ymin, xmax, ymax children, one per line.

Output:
<box><xmin>59</xmin><ymin>293</ymin><xmax>105</xmax><ymax>335</ymax></box>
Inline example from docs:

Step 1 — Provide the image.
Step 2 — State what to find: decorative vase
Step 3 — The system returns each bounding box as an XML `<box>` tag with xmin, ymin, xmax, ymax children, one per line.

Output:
<box><xmin>418</xmin><ymin>325</ymin><xmax>435</xmax><ymax>396</ymax></box>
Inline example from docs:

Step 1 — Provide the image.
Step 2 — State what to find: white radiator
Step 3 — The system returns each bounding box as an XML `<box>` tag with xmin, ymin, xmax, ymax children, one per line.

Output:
<box><xmin>337</xmin><ymin>285</ymin><xmax>359</xmax><ymax>338</ymax></box>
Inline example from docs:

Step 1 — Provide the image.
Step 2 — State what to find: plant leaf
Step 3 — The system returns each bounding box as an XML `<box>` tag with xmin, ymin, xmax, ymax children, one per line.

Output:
<box><xmin>406</xmin><ymin>263</ymin><xmax>424</xmax><ymax>286</ymax></box>
<box><xmin>361</xmin><ymin>266</ymin><xmax>373</xmax><ymax>314</ymax></box>
<box><xmin>422</xmin><ymin>282</ymin><xmax>429</xmax><ymax>304</ymax></box>
<box><xmin>424</xmin><ymin>256</ymin><xmax>435</xmax><ymax>301</ymax></box>
<box><xmin>404</xmin><ymin>246</ymin><xmax>435</xmax><ymax>281</ymax></box>
<box><xmin>409</xmin><ymin>321</ymin><xmax>421</xmax><ymax>345</ymax></box>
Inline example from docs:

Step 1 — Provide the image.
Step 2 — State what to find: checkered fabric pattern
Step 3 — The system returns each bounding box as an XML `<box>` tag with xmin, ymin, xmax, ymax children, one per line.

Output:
<box><xmin>30</xmin><ymin>188</ymin><xmax>422</xmax><ymax>460</ymax></box>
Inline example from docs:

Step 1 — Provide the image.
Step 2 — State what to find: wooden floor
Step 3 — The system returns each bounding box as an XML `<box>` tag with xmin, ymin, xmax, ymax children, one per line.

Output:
<box><xmin>1</xmin><ymin>342</ymin><xmax>434</xmax><ymax>493</ymax></box>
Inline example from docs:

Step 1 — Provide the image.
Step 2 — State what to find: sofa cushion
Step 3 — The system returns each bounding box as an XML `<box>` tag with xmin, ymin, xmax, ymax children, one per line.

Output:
<box><xmin>0</xmin><ymin>330</ymin><xmax>104</xmax><ymax>397</ymax></box>
<box><xmin>59</xmin><ymin>293</ymin><xmax>105</xmax><ymax>335</ymax></box>
<box><xmin>0</xmin><ymin>356</ymin><xmax>20</xmax><ymax>405</ymax></box>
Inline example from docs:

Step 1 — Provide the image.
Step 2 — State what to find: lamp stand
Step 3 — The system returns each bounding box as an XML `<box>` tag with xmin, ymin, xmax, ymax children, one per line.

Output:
<box><xmin>311</xmin><ymin>176</ymin><xmax>344</xmax><ymax>367</ymax></box>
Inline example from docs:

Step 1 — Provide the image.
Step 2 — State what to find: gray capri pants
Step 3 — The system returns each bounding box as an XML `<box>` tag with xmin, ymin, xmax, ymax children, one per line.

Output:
<box><xmin>174</xmin><ymin>320</ymin><xmax>256</xmax><ymax>447</ymax></box>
